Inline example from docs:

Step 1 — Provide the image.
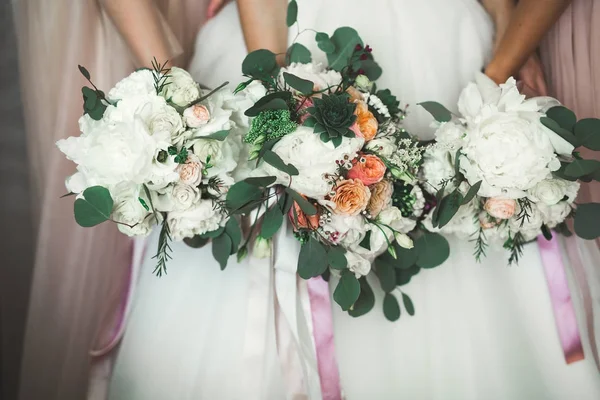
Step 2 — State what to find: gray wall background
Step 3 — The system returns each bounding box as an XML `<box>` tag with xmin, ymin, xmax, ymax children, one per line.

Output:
<box><xmin>0</xmin><ymin>0</ymin><xmax>34</xmax><ymax>398</ymax></box>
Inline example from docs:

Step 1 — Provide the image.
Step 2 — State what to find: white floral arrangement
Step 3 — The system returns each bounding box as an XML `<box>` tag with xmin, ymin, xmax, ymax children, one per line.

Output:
<box><xmin>420</xmin><ymin>73</ymin><xmax>600</xmax><ymax>263</ymax></box>
<box><xmin>58</xmin><ymin>62</ymin><xmax>250</xmax><ymax>274</ymax></box>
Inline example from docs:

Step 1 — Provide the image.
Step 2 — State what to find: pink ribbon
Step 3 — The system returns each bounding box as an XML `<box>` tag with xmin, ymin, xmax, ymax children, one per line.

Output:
<box><xmin>537</xmin><ymin>235</ymin><xmax>584</xmax><ymax>364</ymax></box>
<box><xmin>307</xmin><ymin>276</ymin><xmax>342</xmax><ymax>400</ymax></box>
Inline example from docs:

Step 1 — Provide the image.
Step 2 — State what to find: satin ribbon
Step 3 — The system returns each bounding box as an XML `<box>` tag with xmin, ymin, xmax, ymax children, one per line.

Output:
<box><xmin>564</xmin><ymin>236</ymin><xmax>600</xmax><ymax>371</ymax></box>
<box><xmin>307</xmin><ymin>277</ymin><xmax>342</xmax><ymax>400</ymax></box>
<box><xmin>537</xmin><ymin>235</ymin><xmax>584</xmax><ymax>364</ymax></box>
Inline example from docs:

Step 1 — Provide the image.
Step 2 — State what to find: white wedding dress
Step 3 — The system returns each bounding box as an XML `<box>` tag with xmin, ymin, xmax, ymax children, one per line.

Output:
<box><xmin>110</xmin><ymin>1</ymin><xmax>600</xmax><ymax>399</ymax></box>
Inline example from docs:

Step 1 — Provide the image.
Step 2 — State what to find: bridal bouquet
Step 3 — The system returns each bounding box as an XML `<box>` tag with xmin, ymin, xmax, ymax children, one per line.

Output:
<box><xmin>58</xmin><ymin>62</ymin><xmax>249</xmax><ymax>274</ymax></box>
<box><xmin>226</xmin><ymin>9</ymin><xmax>449</xmax><ymax>320</ymax></box>
<box><xmin>420</xmin><ymin>73</ymin><xmax>600</xmax><ymax>263</ymax></box>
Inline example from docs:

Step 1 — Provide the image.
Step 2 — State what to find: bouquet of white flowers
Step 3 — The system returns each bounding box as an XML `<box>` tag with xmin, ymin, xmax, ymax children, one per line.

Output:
<box><xmin>224</xmin><ymin>18</ymin><xmax>449</xmax><ymax>320</ymax></box>
<box><xmin>58</xmin><ymin>61</ymin><xmax>250</xmax><ymax>274</ymax></box>
<box><xmin>420</xmin><ymin>73</ymin><xmax>600</xmax><ymax>263</ymax></box>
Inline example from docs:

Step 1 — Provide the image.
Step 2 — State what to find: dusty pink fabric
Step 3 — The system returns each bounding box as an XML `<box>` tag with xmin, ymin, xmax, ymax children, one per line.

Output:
<box><xmin>541</xmin><ymin>0</ymin><xmax>600</xmax><ymax>224</ymax></box>
<box><xmin>13</xmin><ymin>1</ymin><xmax>208</xmax><ymax>399</ymax></box>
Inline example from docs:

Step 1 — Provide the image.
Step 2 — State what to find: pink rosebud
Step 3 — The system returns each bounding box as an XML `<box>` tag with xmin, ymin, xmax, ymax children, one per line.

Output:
<box><xmin>297</xmin><ymin>97</ymin><xmax>314</xmax><ymax>124</ymax></box>
<box><xmin>183</xmin><ymin>104</ymin><xmax>210</xmax><ymax>128</ymax></box>
<box><xmin>484</xmin><ymin>198</ymin><xmax>517</xmax><ymax>220</ymax></box>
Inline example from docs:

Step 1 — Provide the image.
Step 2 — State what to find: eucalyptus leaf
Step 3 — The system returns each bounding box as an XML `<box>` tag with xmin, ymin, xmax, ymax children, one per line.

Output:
<box><xmin>183</xmin><ymin>236</ymin><xmax>209</xmax><ymax>248</ymax></box>
<box><xmin>553</xmin><ymin>162</ymin><xmax>578</xmax><ymax>182</ymax></box>
<box><xmin>74</xmin><ymin>186</ymin><xmax>113</xmax><ymax>227</ymax></box>
<box><xmin>327</xmin><ymin>246</ymin><xmax>348</xmax><ymax>270</ymax></box>
<box><xmin>348</xmin><ymin>278</ymin><xmax>375</xmax><ymax>317</ymax></box>
<box><xmin>383</xmin><ymin>293</ymin><xmax>400</xmax><ymax>321</ymax></box>
<box><xmin>298</xmin><ymin>236</ymin><xmax>328</xmax><ymax>279</ymax></box>
<box><xmin>402</xmin><ymin>293</ymin><xmax>415</xmax><ymax>316</ymax></box>
<box><xmin>540</xmin><ymin>117</ymin><xmax>579</xmax><ymax>147</ymax></box>
<box><xmin>225</xmin><ymin>218</ymin><xmax>242</xmax><ymax>253</ymax></box>
<box><xmin>286</xmin><ymin>0</ymin><xmax>298</xmax><ymax>27</ymax></box>
<box><xmin>546</xmin><ymin>106</ymin><xmax>576</xmax><ymax>131</ymax></box>
<box><xmin>375</xmin><ymin>258</ymin><xmax>397</xmax><ymax>293</ymax></box>
<box><xmin>333</xmin><ymin>270</ymin><xmax>361</xmax><ymax>311</ymax></box>
<box><xmin>396</xmin><ymin>265</ymin><xmax>420</xmax><ymax>286</ymax></box>
<box><xmin>200</xmin><ymin>130</ymin><xmax>230</xmax><ymax>141</ymax></box>
<box><xmin>244</xmin><ymin>176</ymin><xmax>277</xmax><ymax>187</ymax></box>
<box><xmin>212</xmin><ymin>233</ymin><xmax>232</xmax><ymax>270</ymax></box>
<box><xmin>315</xmin><ymin>32</ymin><xmax>335</xmax><ymax>54</ymax></box>
<box><xmin>574</xmin><ymin>118</ymin><xmax>600</xmax><ymax>151</ymax></box>
<box><xmin>359</xmin><ymin>230</ymin><xmax>372</xmax><ymax>250</ymax></box>
<box><xmin>262</xmin><ymin>150</ymin><xmax>299</xmax><ymax>176</ymax></box>
<box><xmin>245</xmin><ymin>92</ymin><xmax>291</xmax><ymax>117</ymax></box>
<box><xmin>199</xmin><ymin>227</ymin><xmax>225</xmax><ymax>239</ymax></box>
<box><xmin>564</xmin><ymin>159</ymin><xmax>600</xmax><ymax>178</ymax></box>
<box><xmin>226</xmin><ymin>181</ymin><xmax>263</xmax><ymax>211</ymax></box>
<box><xmin>574</xmin><ymin>203</ymin><xmax>600</xmax><ymax>239</ymax></box>
<box><xmin>283</xmin><ymin>72</ymin><xmax>314</xmax><ymax>95</ymax></box>
<box><xmin>462</xmin><ymin>181</ymin><xmax>482</xmax><ymax>205</ymax></box>
<box><xmin>78</xmin><ymin>65</ymin><xmax>91</xmax><ymax>80</ymax></box>
<box><xmin>288</xmin><ymin>43</ymin><xmax>312</xmax><ymax>63</ymax></box>
<box><xmin>357</xmin><ymin>59</ymin><xmax>382</xmax><ymax>81</ymax></box>
<box><xmin>437</xmin><ymin>190</ymin><xmax>464</xmax><ymax>228</ymax></box>
<box><xmin>242</xmin><ymin>49</ymin><xmax>278</xmax><ymax>80</ymax></box>
<box><xmin>260</xmin><ymin>206</ymin><xmax>284</xmax><ymax>239</ymax></box>
<box><xmin>419</xmin><ymin>101</ymin><xmax>452</xmax><ymax>123</ymax></box>
<box><xmin>285</xmin><ymin>188</ymin><xmax>317</xmax><ymax>216</ymax></box>
<box><xmin>278</xmin><ymin>193</ymin><xmax>294</xmax><ymax>215</ymax></box>
<box><xmin>415</xmin><ymin>233</ymin><xmax>450</xmax><ymax>269</ymax></box>
<box><xmin>541</xmin><ymin>224</ymin><xmax>553</xmax><ymax>241</ymax></box>
<box><xmin>327</xmin><ymin>27</ymin><xmax>363</xmax><ymax>71</ymax></box>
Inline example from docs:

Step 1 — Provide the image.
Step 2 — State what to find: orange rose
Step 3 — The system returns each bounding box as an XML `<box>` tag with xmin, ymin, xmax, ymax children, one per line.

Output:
<box><xmin>331</xmin><ymin>179</ymin><xmax>371</xmax><ymax>216</ymax></box>
<box><xmin>289</xmin><ymin>196</ymin><xmax>320</xmax><ymax>231</ymax></box>
<box><xmin>367</xmin><ymin>180</ymin><xmax>393</xmax><ymax>218</ymax></box>
<box><xmin>347</xmin><ymin>154</ymin><xmax>386</xmax><ymax>186</ymax></box>
<box><xmin>484</xmin><ymin>198</ymin><xmax>517</xmax><ymax>219</ymax></box>
<box><xmin>353</xmin><ymin>101</ymin><xmax>378</xmax><ymax>141</ymax></box>
<box><xmin>346</xmin><ymin>86</ymin><xmax>364</xmax><ymax>103</ymax></box>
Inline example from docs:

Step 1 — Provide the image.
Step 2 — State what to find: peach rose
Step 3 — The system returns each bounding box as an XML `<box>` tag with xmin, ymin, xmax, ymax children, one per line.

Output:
<box><xmin>330</xmin><ymin>179</ymin><xmax>371</xmax><ymax>216</ymax></box>
<box><xmin>347</xmin><ymin>154</ymin><xmax>386</xmax><ymax>186</ymax></box>
<box><xmin>353</xmin><ymin>101</ymin><xmax>378</xmax><ymax>141</ymax></box>
<box><xmin>484</xmin><ymin>198</ymin><xmax>517</xmax><ymax>220</ymax></box>
<box><xmin>346</xmin><ymin>86</ymin><xmax>364</xmax><ymax>103</ymax></box>
<box><xmin>183</xmin><ymin>104</ymin><xmax>210</xmax><ymax>128</ymax></box>
<box><xmin>478</xmin><ymin>211</ymin><xmax>499</xmax><ymax>229</ymax></box>
<box><xmin>178</xmin><ymin>154</ymin><xmax>203</xmax><ymax>186</ymax></box>
<box><xmin>367</xmin><ymin>180</ymin><xmax>394</xmax><ymax>218</ymax></box>
<box><xmin>289</xmin><ymin>196</ymin><xmax>320</xmax><ymax>231</ymax></box>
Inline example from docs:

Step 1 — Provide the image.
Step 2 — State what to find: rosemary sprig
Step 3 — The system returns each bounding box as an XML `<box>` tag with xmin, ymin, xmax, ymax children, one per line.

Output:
<box><xmin>471</xmin><ymin>225</ymin><xmax>488</xmax><ymax>262</ymax></box>
<box><xmin>504</xmin><ymin>232</ymin><xmax>525</xmax><ymax>265</ymax></box>
<box><xmin>516</xmin><ymin>198</ymin><xmax>533</xmax><ymax>228</ymax></box>
<box><xmin>151</xmin><ymin>58</ymin><xmax>171</xmax><ymax>95</ymax></box>
<box><xmin>153</xmin><ymin>218</ymin><xmax>173</xmax><ymax>277</ymax></box>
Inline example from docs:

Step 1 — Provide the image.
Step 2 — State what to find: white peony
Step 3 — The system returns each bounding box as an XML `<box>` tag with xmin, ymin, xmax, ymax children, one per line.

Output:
<box><xmin>162</xmin><ymin>67</ymin><xmax>201</xmax><ymax>107</ymax></box>
<box><xmin>345</xmin><ymin>251</ymin><xmax>371</xmax><ymax>278</ymax></box>
<box><xmin>167</xmin><ymin>199</ymin><xmax>225</xmax><ymax>240</ymax></box>
<box><xmin>186</xmin><ymin>90</ymin><xmax>234</xmax><ymax>142</ymax></box>
<box><xmin>434</xmin><ymin>121</ymin><xmax>466</xmax><ymax>151</ymax></box>
<box><xmin>365</xmin><ymin>137</ymin><xmax>396</xmax><ymax>158</ymax></box>
<box><xmin>538</xmin><ymin>201</ymin><xmax>572</xmax><ymax>228</ymax></box>
<box><xmin>421</xmin><ymin>144</ymin><xmax>455</xmax><ymax>195</ymax></box>
<box><xmin>57</xmin><ymin>117</ymin><xmax>156</xmax><ymax>186</ymax></box>
<box><xmin>321</xmin><ymin>213</ymin><xmax>367</xmax><ymax>247</ymax></box>
<box><xmin>460</xmin><ymin>113</ymin><xmax>561</xmax><ymax>198</ymax></box>
<box><xmin>278</xmin><ymin>63</ymin><xmax>342</xmax><ymax>93</ymax></box>
<box><xmin>256</xmin><ymin>126</ymin><xmax>364</xmax><ymax>199</ymax></box>
<box><xmin>107</xmin><ymin>69</ymin><xmax>156</xmax><ymax>102</ymax></box>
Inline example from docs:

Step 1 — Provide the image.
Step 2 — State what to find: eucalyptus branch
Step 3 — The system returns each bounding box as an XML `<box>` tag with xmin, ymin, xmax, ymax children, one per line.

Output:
<box><xmin>184</xmin><ymin>81</ymin><xmax>230</xmax><ymax>109</ymax></box>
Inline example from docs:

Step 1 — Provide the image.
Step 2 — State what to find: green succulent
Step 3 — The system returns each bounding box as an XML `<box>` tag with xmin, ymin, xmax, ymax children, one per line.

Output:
<box><xmin>244</xmin><ymin>109</ymin><xmax>297</xmax><ymax>145</ymax></box>
<box><xmin>304</xmin><ymin>93</ymin><xmax>357</xmax><ymax>147</ymax></box>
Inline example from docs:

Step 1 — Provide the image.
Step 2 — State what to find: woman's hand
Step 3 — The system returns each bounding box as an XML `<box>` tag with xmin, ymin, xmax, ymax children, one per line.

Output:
<box><xmin>207</xmin><ymin>0</ymin><xmax>230</xmax><ymax>19</ymax></box>
<box><xmin>516</xmin><ymin>53</ymin><xmax>548</xmax><ymax>96</ymax></box>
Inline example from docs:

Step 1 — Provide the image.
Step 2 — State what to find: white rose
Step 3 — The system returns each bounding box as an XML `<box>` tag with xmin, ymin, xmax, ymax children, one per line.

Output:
<box><xmin>167</xmin><ymin>199</ymin><xmax>225</xmax><ymax>240</ymax></box>
<box><xmin>253</xmin><ymin>236</ymin><xmax>272</xmax><ymax>259</ymax></box>
<box><xmin>194</xmin><ymin>138</ymin><xmax>240</xmax><ymax>185</ymax></box>
<box><xmin>227</xmin><ymin>81</ymin><xmax>267</xmax><ymax>129</ymax></box>
<box><xmin>107</xmin><ymin>69</ymin><xmax>156</xmax><ymax>101</ymax></box>
<box><xmin>278</xmin><ymin>63</ymin><xmax>342</xmax><ymax>93</ymax></box>
<box><xmin>118</xmin><ymin>212</ymin><xmax>159</xmax><ymax>237</ymax></box>
<box><xmin>509</xmin><ymin>203</ymin><xmax>544</xmax><ymax>239</ymax></box>
<box><xmin>111</xmin><ymin>183</ymin><xmax>157</xmax><ymax>237</ymax></box>
<box><xmin>528</xmin><ymin>178</ymin><xmax>570</xmax><ymax>205</ymax></box>
<box><xmin>57</xmin><ymin>117</ymin><xmax>156</xmax><ymax>186</ymax></box>
<box><xmin>321</xmin><ymin>214</ymin><xmax>367</xmax><ymax>247</ymax></box>
<box><xmin>421</xmin><ymin>144</ymin><xmax>455</xmax><ymax>195</ymax></box>
<box><xmin>178</xmin><ymin>154</ymin><xmax>203</xmax><ymax>186</ymax></box>
<box><xmin>434</xmin><ymin>121</ymin><xmax>466</xmax><ymax>151</ymax></box>
<box><xmin>460</xmin><ymin>113</ymin><xmax>560</xmax><ymax>198</ymax></box>
<box><xmin>365</xmin><ymin>137</ymin><xmax>396</xmax><ymax>158</ymax></box>
<box><xmin>538</xmin><ymin>201</ymin><xmax>572</xmax><ymax>228</ymax></box>
<box><xmin>193</xmin><ymin>139</ymin><xmax>224</xmax><ymax>163</ymax></box>
<box><xmin>411</xmin><ymin>185</ymin><xmax>426</xmax><ymax>218</ymax></box>
<box><xmin>183</xmin><ymin>104</ymin><xmax>211</xmax><ymax>128</ymax></box>
<box><xmin>370</xmin><ymin>207</ymin><xmax>416</xmax><ymax>256</ymax></box>
<box><xmin>171</xmin><ymin>183</ymin><xmax>201</xmax><ymax>211</ymax></box>
<box><xmin>395</xmin><ymin>233</ymin><xmax>414</xmax><ymax>249</ymax></box>
<box><xmin>186</xmin><ymin>91</ymin><xmax>234</xmax><ymax>142</ymax></box>
<box><xmin>162</xmin><ymin>67</ymin><xmax>200</xmax><ymax>107</ymax></box>
<box><xmin>345</xmin><ymin>251</ymin><xmax>371</xmax><ymax>278</ymax></box>
<box><xmin>256</xmin><ymin>126</ymin><xmax>364</xmax><ymax>199</ymax></box>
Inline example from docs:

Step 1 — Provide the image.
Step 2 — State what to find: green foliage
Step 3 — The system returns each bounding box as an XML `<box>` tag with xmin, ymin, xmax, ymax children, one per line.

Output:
<box><xmin>212</xmin><ymin>233</ymin><xmax>232</xmax><ymax>270</ymax></box>
<box><xmin>564</xmin><ymin>159</ymin><xmax>600</xmax><ymax>178</ymax></box>
<box><xmin>574</xmin><ymin>203</ymin><xmax>600</xmax><ymax>239</ymax></box>
<box><xmin>245</xmin><ymin>109</ymin><xmax>297</xmax><ymax>143</ymax></box>
<box><xmin>327</xmin><ymin>27</ymin><xmax>363</xmax><ymax>71</ymax></box>
<box><xmin>375</xmin><ymin>89</ymin><xmax>401</xmax><ymax>116</ymax></box>
<box><xmin>244</xmin><ymin>176</ymin><xmax>277</xmax><ymax>187</ymax></box>
<box><xmin>546</xmin><ymin>106</ymin><xmax>576</xmax><ymax>131</ymax></box>
<box><xmin>304</xmin><ymin>93</ymin><xmax>357</xmax><ymax>147</ymax></box>
<box><xmin>574</xmin><ymin>118</ymin><xmax>600</xmax><ymax>151</ymax></box>
<box><xmin>260</xmin><ymin>206</ymin><xmax>284</xmax><ymax>239</ymax></box>
<box><xmin>435</xmin><ymin>189</ymin><xmax>464</xmax><ymax>228</ymax></box>
<box><xmin>415</xmin><ymin>233</ymin><xmax>450</xmax><ymax>269</ymax></box>
<box><xmin>540</xmin><ymin>117</ymin><xmax>579</xmax><ymax>147</ymax></box>
<box><xmin>242</xmin><ymin>49</ymin><xmax>279</xmax><ymax>81</ymax></box>
<box><xmin>285</xmin><ymin>188</ymin><xmax>317</xmax><ymax>215</ymax></box>
<box><xmin>283</xmin><ymin>72</ymin><xmax>314</xmax><ymax>95</ymax></box>
<box><xmin>315</xmin><ymin>32</ymin><xmax>335</xmax><ymax>54</ymax></box>
<box><xmin>286</xmin><ymin>0</ymin><xmax>298</xmax><ymax>27</ymax></box>
<box><xmin>505</xmin><ymin>232</ymin><xmax>525</xmax><ymax>265</ymax></box>
<box><xmin>541</xmin><ymin>224</ymin><xmax>553</xmax><ymax>241</ymax></box>
<box><xmin>327</xmin><ymin>246</ymin><xmax>348</xmax><ymax>270</ymax></box>
<box><xmin>79</xmin><ymin>65</ymin><xmax>107</xmax><ymax>121</ymax></box>
<box><xmin>462</xmin><ymin>181</ymin><xmax>482</xmax><ymax>205</ymax></box>
<box><xmin>183</xmin><ymin>236</ymin><xmax>209</xmax><ymax>248</ymax></box>
<box><xmin>297</xmin><ymin>236</ymin><xmax>328</xmax><ymax>279</ymax></box>
<box><xmin>74</xmin><ymin>186</ymin><xmax>113</xmax><ymax>227</ymax></box>
<box><xmin>245</xmin><ymin>92</ymin><xmax>292</xmax><ymax>117</ymax></box>
<box><xmin>288</xmin><ymin>43</ymin><xmax>312</xmax><ymax>64</ymax></box>
<box><xmin>226</xmin><ymin>181</ymin><xmax>263</xmax><ymax>212</ymax></box>
<box><xmin>402</xmin><ymin>293</ymin><xmax>415</xmax><ymax>316</ymax></box>
<box><xmin>153</xmin><ymin>220</ymin><xmax>173</xmax><ymax>277</ymax></box>
<box><xmin>375</xmin><ymin>258</ymin><xmax>396</xmax><ymax>293</ymax></box>
<box><xmin>553</xmin><ymin>162</ymin><xmax>578</xmax><ymax>182</ymax></box>
<box><xmin>201</xmin><ymin>130</ymin><xmax>230</xmax><ymax>141</ymax></box>
<box><xmin>383</xmin><ymin>293</ymin><xmax>400</xmax><ymax>321</ymax></box>
<box><xmin>333</xmin><ymin>270</ymin><xmax>361</xmax><ymax>311</ymax></box>
<box><xmin>225</xmin><ymin>218</ymin><xmax>242</xmax><ymax>254</ymax></box>
<box><xmin>419</xmin><ymin>101</ymin><xmax>452</xmax><ymax>123</ymax></box>
<box><xmin>357</xmin><ymin>60</ymin><xmax>382</xmax><ymax>81</ymax></box>
<box><xmin>396</xmin><ymin>265</ymin><xmax>420</xmax><ymax>286</ymax></box>
<box><xmin>348</xmin><ymin>278</ymin><xmax>375</xmax><ymax>317</ymax></box>
<box><xmin>262</xmin><ymin>150</ymin><xmax>299</xmax><ymax>176</ymax></box>
<box><xmin>234</xmin><ymin>78</ymin><xmax>254</xmax><ymax>94</ymax></box>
